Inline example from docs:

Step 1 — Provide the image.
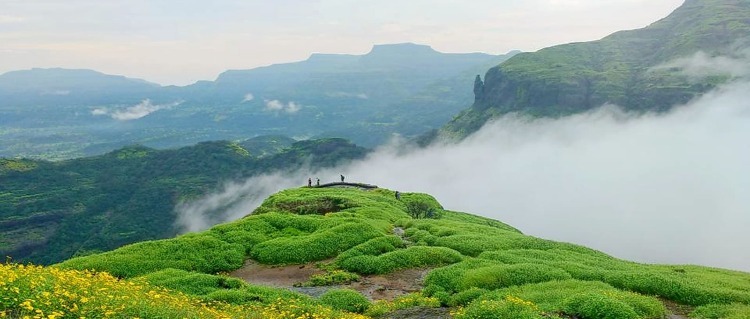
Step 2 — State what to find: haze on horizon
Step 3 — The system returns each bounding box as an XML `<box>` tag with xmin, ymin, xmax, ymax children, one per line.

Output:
<box><xmin>0</xmin><ymin>0</ymin><xmax>683</xmax><ymax>86</ymax></box>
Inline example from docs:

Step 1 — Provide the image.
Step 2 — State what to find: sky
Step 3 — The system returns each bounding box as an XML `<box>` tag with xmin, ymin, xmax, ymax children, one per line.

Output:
<box><xmin>0</xmin><ymin>0</ymin><xmax>684</xmax><ymax>86</ymax></box>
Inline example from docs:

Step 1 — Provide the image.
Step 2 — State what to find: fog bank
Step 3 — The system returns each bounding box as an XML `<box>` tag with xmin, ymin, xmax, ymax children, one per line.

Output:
<box><xmin>177</xmin><ymin>81</ymin><xmax>750</xmax><ymax>272</ymax></box>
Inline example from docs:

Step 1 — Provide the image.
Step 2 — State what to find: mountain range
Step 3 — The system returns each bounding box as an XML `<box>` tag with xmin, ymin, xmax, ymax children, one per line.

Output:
<box><xmin>0</xmin><ymin>43</ymin><xmax>518</xmax><ymax>160</ymax></box>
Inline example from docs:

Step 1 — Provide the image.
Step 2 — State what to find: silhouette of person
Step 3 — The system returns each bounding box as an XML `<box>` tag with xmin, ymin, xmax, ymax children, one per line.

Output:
<box><xmin>395</xmin><ymin>191</ymin><xmax>401</xmax><ymax>200</ymax></box>
<box><xmin>316</xmin><ymin>178</ymin><xmax>320</xmax><ymax>187</ymax></box>
<box><xmin>340</xmin><ymin>175</ymin><xmax>345</xmax><ymax>182</ymax></box>
<box><xmin>308</xmin><ymin>178</ymin><xmax>312</xmax><ymax>187</ymax></box>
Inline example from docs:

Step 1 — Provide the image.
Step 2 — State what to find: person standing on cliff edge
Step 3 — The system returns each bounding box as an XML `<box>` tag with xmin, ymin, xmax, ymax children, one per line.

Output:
<box><xmin>308</xmin><ymin>178</ymin><xmax>312</xmax><ymax>187</ymax></box>
<box><xmin>340</xmin><ymin>175</ymin><xmax>345</xmax><ymax>182</ymax></box>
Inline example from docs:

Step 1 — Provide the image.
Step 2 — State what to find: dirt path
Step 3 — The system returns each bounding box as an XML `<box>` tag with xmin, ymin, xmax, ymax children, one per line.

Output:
<box><xmin>228</xmin><ymin>259</ymin><xmax>431</xmax><ymax>301</ymax></box>
<box><xmin>229</xmin><ymin>260</ymin><xmax>325</xmax><ymax>288</ymax></box>
<box><xmin>346</xmin><ymin>268</ymin><xmax>431</xmax><ymax>301</ymax></box>
<box><xmin>662</xmin><ymin>299</ymin><xmax>694</xmax><ymax>319</ymax></box>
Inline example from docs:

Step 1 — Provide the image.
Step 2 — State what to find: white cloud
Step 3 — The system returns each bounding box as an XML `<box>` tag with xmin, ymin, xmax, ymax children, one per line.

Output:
<box><xmin>264</xmin><ymin>99</ymin><xmax>284</xmax><ymax>111</ymax></box>
<box><xmin>90</xmin><ymin>99</ymin><xmax>181</xmax><ymax>120</ymax></box>
<box><xmin>286</xmin><ymin>101</ymin><xmax>301</xmax><ymax>113</ymax></box>
<box><xmin>264</xmin><ymin>99</ymin><xmax>303</xmax><ymax>113</ymax></box>
<box><xmin>91</xmin><ymin>107</ymin><xmax>108</xmax><ymax>115</ymax></box>
<box><xmin>177</xmin><ymin>80</ymin><xmax>750</xmax><ymax>272</ymax></box>
<box><xmin>651</xmin><ymin>50</ymin><xmax>750</xmax><ymax>80</ymax></box>
<box><xmin>242</xmin><ymin>93</ymin><xmax>254</xmax><ymax>102</ymax></box>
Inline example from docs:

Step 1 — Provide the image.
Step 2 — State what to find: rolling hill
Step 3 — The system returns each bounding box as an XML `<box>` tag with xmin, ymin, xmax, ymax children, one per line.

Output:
<box><xmin>0</xmin><ymin>137</ymin><xmax>367</xmax><ymax>265</ymax></box>
<box><xmin>3</xmin><ymin>186</ymin><xmax>749</xmax><ymax>318</ymax></box>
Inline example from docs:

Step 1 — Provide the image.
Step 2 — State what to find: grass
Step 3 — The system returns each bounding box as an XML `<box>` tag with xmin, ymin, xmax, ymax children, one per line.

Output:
<box><xmin>7</xmin><ymin>185</ymin><xmax>749</xmax><ymax>318</ymax></box>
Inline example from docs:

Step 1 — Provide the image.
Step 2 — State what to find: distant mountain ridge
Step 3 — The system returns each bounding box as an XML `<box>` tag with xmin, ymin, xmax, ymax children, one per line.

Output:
<box><xmin>0</xmin><ymin>43</ymin><xmax>518</xmax><ymax>159</ymax></box>
<box><xmin>440</xmin><ymin>0</ymin><xmax>750</xmax><ymax>138</ymax></box>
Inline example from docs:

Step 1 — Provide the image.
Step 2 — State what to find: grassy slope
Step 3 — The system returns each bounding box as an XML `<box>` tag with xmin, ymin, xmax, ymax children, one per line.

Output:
<box><xmin>441</xmin><ymin>0</ymin><xmax>750</xmax><ymax>139</ymax></box>
<box><xmin>38</xmin><ymin>186</ymin><xmax>750</xmax><ymax>318</ymax></box>
<box><xmin>0</xmin><ymin>137</ymin><xmax>367</xmax><ymax>265</ymax></box>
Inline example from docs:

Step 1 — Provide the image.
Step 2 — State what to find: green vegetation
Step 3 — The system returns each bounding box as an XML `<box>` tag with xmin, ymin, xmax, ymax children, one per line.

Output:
<box><xmin>319</xmin><ymin>289</ymin><xmax>372</xmax><ymax>314</ymax></box>
<box><xmin>296</xmin><ymin>269</ymin><xmax>361</xmax><ymax>287</ymax></box>
<box><xmin>441</xmin><ymin>0</ymin><xmax>750</xmax><ymax>140</ymax></box>
<box><xmin>0</xmin><ymin>137</ymin><xmax>367</xmax><ymax>265</ymax></box>
<box><xmin>1</xmin><ymin>45</ymin><xmax>519</xmax><ymax>159</ymax></box>
<box><xmin>48</xmin><ymin>185</ymin><xmax>750</xmax><ymax>318</ymax></box>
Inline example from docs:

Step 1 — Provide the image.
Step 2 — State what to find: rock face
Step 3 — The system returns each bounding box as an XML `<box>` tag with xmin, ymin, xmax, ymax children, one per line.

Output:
<box><xmin>441</xmin><ymin>0</ymin><xmax>750</xmax><ymax>139</ymax></box>
<box><xmin>473</xmin><ymin>75</ymin><xmax>484</xmax><ymax>102</ymax></box>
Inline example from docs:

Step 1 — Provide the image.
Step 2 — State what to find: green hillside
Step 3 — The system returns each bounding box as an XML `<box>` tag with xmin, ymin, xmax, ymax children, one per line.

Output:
<box><xmin>441</xmin><ymin>0</ymin><xmax>750</xmax><ymax>138</ymax></box>
<box><xmin>0</xmin><ymin>137</ymin><xmax>367</xmax><ymax>265</ymax></box>
<box><xmin>3</xmin><ymin>186</ymin><xmax>744</xmax><ymax>318</ymax></box>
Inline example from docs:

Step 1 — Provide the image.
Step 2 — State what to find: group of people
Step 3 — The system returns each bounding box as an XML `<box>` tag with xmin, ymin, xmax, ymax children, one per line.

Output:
<box><xmin>307</xmin><ymin>174</ymin><xmax>346</xmax><ymax>187</ymax></box>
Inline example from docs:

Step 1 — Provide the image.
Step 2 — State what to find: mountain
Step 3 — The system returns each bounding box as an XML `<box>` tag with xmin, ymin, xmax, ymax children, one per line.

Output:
<box><xmin>3</xmin><ymin>186</ymin><xmax>748</xmax><ymax>318</ymax></box>
<box><xmin>440</xmin><ymin>0</ymin><xmax>750</xmax><ymax>138</ymax></box>
<box><xmin>0</xmin><ymin>137</ymin><xmax>367</xmax><ymax>265</ymax></box>
<box><xmin>0</xmin><ymin>44</ymin><xmax>518</xmax><ymax>160</ymax></box>
<box><xmin>0</xmin><ymin>68</ymin><xmax>160</xmax><ymax>105</ymax></box>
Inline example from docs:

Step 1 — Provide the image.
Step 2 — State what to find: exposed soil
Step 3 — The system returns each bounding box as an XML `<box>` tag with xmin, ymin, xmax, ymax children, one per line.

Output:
<box><xmin>228</xmin><ymin>259</ymin><xmax>431</xmax><ymax>301</ymax></box>
<box><xmin>228</xmin><ymin>260</ymin><xmax>325</xmax><ymax>288</ymax></box>
<box><xmin>345</xmin><ymin>268</ymin><xmax>431</xmax><ymax>301</ymax></box>
<box><xmin>662</xmin><ymin>299</ymin><xmax>695</xmax><ymax>319</ymax></box>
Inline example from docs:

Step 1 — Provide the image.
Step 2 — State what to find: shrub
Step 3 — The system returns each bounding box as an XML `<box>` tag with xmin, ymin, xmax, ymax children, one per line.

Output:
<box><xmin>453</xmin><ymin>297</ymin><xmax>544</xmax><ymax>319</ymax></box>
<box><xmin>296</xmin><ymin>270</ymin><xmax>360</xmax><ymax>287</ymax></box>
<box><xmin>339</xmin><ymin>246</ymin><xmax>463</xmax><ymax>275</ymax></box>
<box><xmin>692</xmin><ymin>303</ymin><xmax>750</xmax><ymax>319</ymax></box>
<box><xmin>449</xmin><ymin>287</ymin><xmax>490</xmax><ymax>307</ymax></box>
<box><xmin>563</xmin><ymin>292</ymin><xmax>639</xmax><ymax>319</ymax></box>
<box><xmin>319</xmin><ymin>289</ymin><xmax>371</xmax><ymax>313</ymax></box>
<box><xmin>366</xmin><ymin>293</ymin><xmax>441</xmax><ymax>317</ymax></box>
<box><xmin>250</xmin><ymin>222</ymin><xmax>382</xmax><ymax>264</ymax></box>
<box><xmin>458</xmin><ymin>263</ymin><xmax>572</xmax><ymax>290</ymax></box>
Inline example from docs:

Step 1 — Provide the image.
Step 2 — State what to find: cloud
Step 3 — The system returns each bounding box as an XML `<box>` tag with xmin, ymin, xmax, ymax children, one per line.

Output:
<box><xmin>286</xmin><ymin>101</ymin><xmax>301</xmax><ymax>113</ymax></box>
<box><xmin>91</xmin><ymin>107</ymin><xmax>108</xmax><ymax>116</ymax></box>
<box><xmin>242</xmin><ymin>93</ymin><xmax>254</xmax><ymax>102</ymax></box>
<box><xmin>91</xmin><ymin>99</ymin><xmax>181</xmax><ymax>120</ymax></box>
<box><xmin>264</xmin><ymin>99</ymin><xmax>303</xmax><ymax>113</ymax></box>
<box><xmin>175</xmin><ymin>173</ymin><xmax>303</xmax><ymax>233</ymax></box>
<box><xmin>177</xmin><ymin>80</ymin><xmax>750</xmax><ymax>272</ymax></box>
<box><xmin>651</xmin><ymin>50</ymin><xmax>750</xmax><ymax>80</ymax></box>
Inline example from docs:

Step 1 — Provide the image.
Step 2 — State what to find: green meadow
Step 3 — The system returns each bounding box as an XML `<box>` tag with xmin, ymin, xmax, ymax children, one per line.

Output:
<box><xmin>8</xmin><ymin>186</ymin><xmax>743</xmax><ymax>318</ymax></box>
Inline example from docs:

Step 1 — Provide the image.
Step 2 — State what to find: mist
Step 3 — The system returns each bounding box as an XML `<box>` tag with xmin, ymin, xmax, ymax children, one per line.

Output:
<box><xmin>176</xmin><ymin>80</ymin><xmax>750</xmax><ymax>272</ymax></box>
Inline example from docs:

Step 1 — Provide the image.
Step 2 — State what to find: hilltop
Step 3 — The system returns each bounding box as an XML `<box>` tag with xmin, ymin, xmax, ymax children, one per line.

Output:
<box><xmin>440</xmin><ymin>0</ymin><xmax>750</xmax><ymax>139</ymax></box>
<box><xmin>2</xmin><ymin>186</ymin><xmax>747</xmax><ymax>318</ymax></box>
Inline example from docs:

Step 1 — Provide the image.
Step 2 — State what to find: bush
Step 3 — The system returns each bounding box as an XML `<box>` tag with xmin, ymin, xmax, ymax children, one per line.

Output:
<box><xmin>339</xmin><ymin>246</ymin><xmax>463</xmax><ymax>275</ymax></box>
<box><xmin>453</xmin><ymin>297</ymin><xmax>543</xmax><ymax>319</ymax></box>
<box><xmin>459</xmin><ymin>263</ymin><xmax>572</xmax><ymax>290</ymax></box>
<box><xmin>692</xmin><ymin>303</ymin><xmax>750</xmax><ymax>319</ymax></box>
<box><xmin>563</xmin><ymin>292</ymin><xmax>639</xmax><ymax>319</ymax></box>
<box><xmin>449</xmin><ymin>287</ymin><xmax>490</xmax><ymax>307</ymax></box>
<box><xmin>250</xmin><ymin>222</ymin><xmax>383</xmax><ymax>264</ymax></box>
<box><xmin>319</xmin><ymin>289</ymin><xmax>371</xmax><ymax>313</ymax></box>
<box><xmin>297</xmin><ymin>270</ymin><xmax>361</xmax><ymax>287</ymax></box>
